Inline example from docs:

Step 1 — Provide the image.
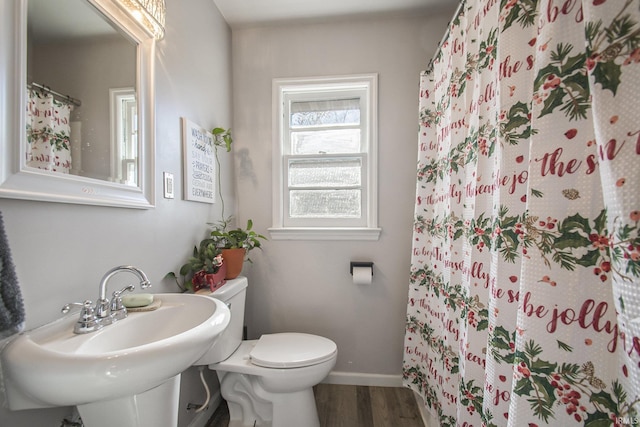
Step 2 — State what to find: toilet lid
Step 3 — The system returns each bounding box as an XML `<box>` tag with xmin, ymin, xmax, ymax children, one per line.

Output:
<box><xmin>250</xmin><ymin>333</ymin><xmax>337</xmax><ymax>368</ymax></box>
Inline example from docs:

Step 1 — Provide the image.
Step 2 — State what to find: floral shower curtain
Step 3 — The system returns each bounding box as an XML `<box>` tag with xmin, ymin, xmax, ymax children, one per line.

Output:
<box><xmin>26</xmin><ymin>88</ymin><xmax>72</xmax><ymax>173</ymax></box>
<box><xmin>403</xmin><ymin>1</ymin><xmax>640</xmax><ymax>426</ymax></box>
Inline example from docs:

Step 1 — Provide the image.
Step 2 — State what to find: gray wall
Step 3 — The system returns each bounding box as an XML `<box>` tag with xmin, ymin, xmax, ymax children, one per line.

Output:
<box><xmin>232</xmin><ymin>9</ymin><xmax>454</xmax><ymax>383</ymax></box>
<box><xmin>0</xmin><ymin>0</ymin><xmax>232</xmax><ymax>425</ymax></box>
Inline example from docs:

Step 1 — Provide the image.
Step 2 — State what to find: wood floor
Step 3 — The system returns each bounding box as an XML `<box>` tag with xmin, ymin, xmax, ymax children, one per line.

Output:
<box><xmin>206</xmin><ymin>384</ymin><xmax>424</xmax><ymax>427</ymax></box>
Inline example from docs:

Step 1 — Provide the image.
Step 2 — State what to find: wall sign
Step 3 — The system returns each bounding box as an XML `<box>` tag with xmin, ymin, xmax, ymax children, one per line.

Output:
<box><xmin>182</xmin><ymin>118</ymin><xmax>215</xmax><ymax>203</ymax></box>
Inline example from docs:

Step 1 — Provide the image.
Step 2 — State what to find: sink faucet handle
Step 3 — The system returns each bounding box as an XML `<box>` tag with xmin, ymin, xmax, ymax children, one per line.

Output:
<box><xmin>62</xmin><ymin>300</ymin><xmax>103</xmax><ymax>334</ymax></box>
<box><xmin>61</xmin><ymin>300</ymin><xmax>92</xmax><ymax>314</ymax></box>
<box><xmin>112</xmin><ymin>284</ymin><xmax>135</xmax><ymax>300</ymax></box>
<box><xmin>110</xmin><ymin>284</ymin><xmax>135</xmax><ymax>322</ymax></box>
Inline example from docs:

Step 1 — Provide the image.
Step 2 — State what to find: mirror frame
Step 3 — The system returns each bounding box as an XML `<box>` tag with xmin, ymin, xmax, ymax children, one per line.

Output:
<box><xmin>0</xmin><ymin>0</ymin><xmax>155</xmax><ymax>209</ymax></box>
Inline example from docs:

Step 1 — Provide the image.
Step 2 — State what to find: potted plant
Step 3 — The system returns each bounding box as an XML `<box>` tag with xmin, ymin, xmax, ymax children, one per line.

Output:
<box><xmin>210</xmin><ymin>127</ymin><xmax>267</xmax><ymax>279</ymax></box>
<box><xmin>209</xmin><ymin>217</ymin><xmax>267</xmax><ymax>279</ymax></box>
<box><xmin>166</xmin><ymin>237</ymin><xmax>227</xmax><ymax>293</ymax></box>
<box><xmin>167</xmin><ymin>126</ymin><xmax>267</xmax><ymax>289</ymax></box>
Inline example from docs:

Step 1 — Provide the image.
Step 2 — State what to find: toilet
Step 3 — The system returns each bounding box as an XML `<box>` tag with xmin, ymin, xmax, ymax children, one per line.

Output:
<box><xmin>194</xmin><ymin>277</ymin><xmax>337</xmax><ymax>427</ymax></box>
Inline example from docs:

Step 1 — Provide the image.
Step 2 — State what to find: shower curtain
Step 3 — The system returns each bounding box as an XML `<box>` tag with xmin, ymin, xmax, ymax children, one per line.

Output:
<box><xmin>403</xmin><ymin>1</ymin><xmax>640</xmax><ymax>426</ymax></box>
<box><xmin>26</xmin><ymin>88</ymin><xmax>72</xmax><ymax>173</ymax></box>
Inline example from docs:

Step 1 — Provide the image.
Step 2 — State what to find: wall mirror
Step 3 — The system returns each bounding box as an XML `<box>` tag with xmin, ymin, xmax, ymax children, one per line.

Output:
<box><xmin>0</xmin><ymin>0</ymin><xmax>156</xmax><ymax>208</ymax></box>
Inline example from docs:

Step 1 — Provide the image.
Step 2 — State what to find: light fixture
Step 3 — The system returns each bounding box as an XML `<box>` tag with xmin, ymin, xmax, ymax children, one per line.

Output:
<box><xmin>117</xmin><ymin>0</ymin><xmax>166</xmax><ymax>40</ymax></box>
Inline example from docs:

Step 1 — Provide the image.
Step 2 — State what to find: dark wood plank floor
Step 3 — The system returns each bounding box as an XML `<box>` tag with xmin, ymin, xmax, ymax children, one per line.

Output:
<box><xmin>206</xmin><ymin>384</ymin><xmax>424</xmax><ymax>427</ymax></box>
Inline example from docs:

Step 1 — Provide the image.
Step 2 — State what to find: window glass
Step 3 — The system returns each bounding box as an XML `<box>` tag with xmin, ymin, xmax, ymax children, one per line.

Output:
<box><xmin>288</xmin><ymin>158</ymin><xmax>362</xmax><ymax>187</ymax></box>
<box><xmin>290</xmin><ymin>98</ymin><xmax>360</xmax><ymax>127</ymax></box>
<box><xmin>291</xmin><ymin>129</ymin><xmax>361</xmax><ymax>154</ymax></box>
<box><xmin>290</xmin><ymin>189</ymin><xmax>361</xmax><ymax>218</ymax></box>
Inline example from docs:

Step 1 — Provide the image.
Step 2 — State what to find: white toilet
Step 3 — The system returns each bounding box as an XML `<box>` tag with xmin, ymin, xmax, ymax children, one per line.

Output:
<box><xmin>194</xmin><ymin>277</ymin><xmax>337</xmax><ymax>427</ymax></box>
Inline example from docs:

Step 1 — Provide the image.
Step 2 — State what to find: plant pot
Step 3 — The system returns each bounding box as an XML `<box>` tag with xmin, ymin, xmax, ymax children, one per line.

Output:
<box><xmin>192</xmin><ymin>263</ymin><xmax>227</xmax><ymax>292</ymax></box>
<box><xmin>221</xmin><ymin>248</ymin><xmax>245</xmax><ymax>279</ymax></box>
<box><xmin>206</xmin><ymin>263</ymin><xmax>227</xmax><ymax>292</ymax></box>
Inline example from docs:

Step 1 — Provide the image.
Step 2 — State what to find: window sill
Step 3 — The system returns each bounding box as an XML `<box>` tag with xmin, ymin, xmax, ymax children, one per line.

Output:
<box><xmin>268</xmin><ymin>227</ymin><xmax>382</xmax><ymax>241</ymax></box>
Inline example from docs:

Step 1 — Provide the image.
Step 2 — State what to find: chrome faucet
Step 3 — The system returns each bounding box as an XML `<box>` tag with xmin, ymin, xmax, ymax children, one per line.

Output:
<box><xmin>62</xmin><ymin>300</ymin><xmax>102</xmax><ymax>334</ymax></box>
<box><xmin>62</xmin><ymin>266</ymin><xmax>151</xmax><ymax>334</ymax></box>
<box><xmin>95</xmin><ymin>265</ymin><xmax>151</xmax><ymax>323</ymax></box>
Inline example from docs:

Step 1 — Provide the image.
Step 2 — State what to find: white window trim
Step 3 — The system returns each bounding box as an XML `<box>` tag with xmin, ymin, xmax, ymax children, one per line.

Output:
<box><xmin>270</xmin><ymin>74</ymin><xmax>381</xmax><ymax>241</ymax></box>
<box><xmin>109</xmin><ymin>87</ymin><xmax>137</xmax><ymax>185</ymax></box>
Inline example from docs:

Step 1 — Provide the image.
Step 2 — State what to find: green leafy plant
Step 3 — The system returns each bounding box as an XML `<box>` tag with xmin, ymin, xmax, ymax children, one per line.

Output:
<box><xmin>165</xmin><ymin>237</ymin><xmax>223</xmax><ymax>292</ymax></box>
<box><xmin>212</xmin><ymin>127</ymin><xmax>232</xmax><ymax>220</ymax></box>
<box><xmin>184</xmin><ymin>239</ymin><xmax>224</xmax><ymax>274</ymax></box>
<box><xmin>209</xmin><ymin>217</ymin><xmax>267</xmax><ymax>256</ymax></box>
<box><xmin>209</xmin><ymin>127</ymin><xmax>266</xmax><ymax>258</ymax></box>
<box><xmin>212</xmin><ymin>127</ymin><xmax>232</xmax><ymax>152</ymax></box>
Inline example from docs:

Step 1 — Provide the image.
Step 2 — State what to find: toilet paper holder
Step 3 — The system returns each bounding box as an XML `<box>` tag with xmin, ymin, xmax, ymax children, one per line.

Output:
<box><xmin>350</xmin><ymin>261</ymin><xmax>373</xmax><ymax>276</ymax></box>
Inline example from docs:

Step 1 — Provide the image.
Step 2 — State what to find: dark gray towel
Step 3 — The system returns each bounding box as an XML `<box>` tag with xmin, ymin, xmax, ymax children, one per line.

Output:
<box><xmin>0</xmin><ymin>211</ymin><xmax>25</xmax><ymax>339</ymax></box>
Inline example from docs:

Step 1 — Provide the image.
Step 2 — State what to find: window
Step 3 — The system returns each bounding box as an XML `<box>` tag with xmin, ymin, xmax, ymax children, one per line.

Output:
<box><xmin>109</xmin><ymin>88</ymin><xmax>138</xmax><ymax>186</ymax></box>
<box><xmin>270</xmin><ymin>75</ymin><xmax>380</xmax><ymax>240</ymax></box>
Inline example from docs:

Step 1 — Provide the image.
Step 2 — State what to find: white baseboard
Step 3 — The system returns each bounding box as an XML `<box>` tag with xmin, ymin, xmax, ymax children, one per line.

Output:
<box><xmin>187</xmin><ymin>390</ymin><xmax>222</xmax><ymax>427</ymax></box>
<box><xmin>322</xmin><ymin>371</ymin><xmax>403</xmax><ymax>387</ymax></box>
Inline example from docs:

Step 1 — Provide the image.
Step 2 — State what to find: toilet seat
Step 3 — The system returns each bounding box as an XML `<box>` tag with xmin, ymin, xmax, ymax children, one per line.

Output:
<box><xmin>250</xmin><ymin>333</ymin><xmax>337</xmax><ymax>368</ymax></box>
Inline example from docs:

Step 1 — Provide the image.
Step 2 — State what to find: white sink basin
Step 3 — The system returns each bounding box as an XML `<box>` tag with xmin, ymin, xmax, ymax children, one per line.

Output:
<box><xmin>1</xmin><ymin>293</ymin><xmax>230</xmax><ymax>411</ymax></box>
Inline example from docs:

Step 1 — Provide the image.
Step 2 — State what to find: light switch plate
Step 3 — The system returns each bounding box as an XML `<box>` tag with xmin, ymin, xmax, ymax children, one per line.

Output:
<box><xmin>163</xmin><ymin>172</ymin><xmax>174</xmax><ymax>199</ymax></box>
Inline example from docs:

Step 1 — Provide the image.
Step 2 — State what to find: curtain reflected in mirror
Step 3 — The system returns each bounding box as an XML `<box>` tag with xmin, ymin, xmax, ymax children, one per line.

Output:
<box><xmin>26</xmin><ymin>86</ymin><xmax>73</xmax><ymax>173</ymax></box>
<box><xmin>27</xmin><ymin>0</ymin><xmax>138</xmax><ymax>185</ymax></box>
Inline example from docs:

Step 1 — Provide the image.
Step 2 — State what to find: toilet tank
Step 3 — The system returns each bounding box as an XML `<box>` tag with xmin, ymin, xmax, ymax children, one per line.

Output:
<box><xmin>192</xmin><ymin>276</ymin><xmax>248</xmax><ymax>366</ymax></box>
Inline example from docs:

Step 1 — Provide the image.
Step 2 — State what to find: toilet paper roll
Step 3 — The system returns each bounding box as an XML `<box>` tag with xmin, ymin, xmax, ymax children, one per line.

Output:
<box><xmin>352</xmin><ymin>266</ymin><xmax>372</xmax><ymax>285</ymax></box>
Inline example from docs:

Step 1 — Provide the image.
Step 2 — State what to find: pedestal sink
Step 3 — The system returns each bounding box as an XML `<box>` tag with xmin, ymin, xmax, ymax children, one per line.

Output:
<box><xmin>1</xmin><ymin>293</ymin><xmax>230</xmax><ymax>427</ymax></box>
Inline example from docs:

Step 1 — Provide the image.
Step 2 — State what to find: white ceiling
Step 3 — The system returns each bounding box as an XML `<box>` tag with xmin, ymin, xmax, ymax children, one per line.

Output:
<box><xmin>212</xmin><ymin>0</ymin><xmax>457</xmax><ymax>28</ymax></box>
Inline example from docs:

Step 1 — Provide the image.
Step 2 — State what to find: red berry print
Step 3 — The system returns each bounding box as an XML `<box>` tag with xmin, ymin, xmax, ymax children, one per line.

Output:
<box><xmin>564</xmin><ymin>129</ymin><xmax>577</xmax><ymax>139</ymax></box>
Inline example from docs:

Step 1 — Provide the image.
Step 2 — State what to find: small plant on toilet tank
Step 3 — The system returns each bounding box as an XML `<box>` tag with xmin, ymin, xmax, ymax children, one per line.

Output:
<box><xmin>166</xmin><ymin>236</ymin><xmax>225</xmax><ymax>292</ymax></box>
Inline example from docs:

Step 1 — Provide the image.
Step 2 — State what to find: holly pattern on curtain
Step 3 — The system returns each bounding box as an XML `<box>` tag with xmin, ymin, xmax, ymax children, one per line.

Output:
<box><xmin>403</xmin><ymin>1</ymin><xmax>640</xmax><ymax>426</ymax></box>
<box><xmin>26</xmin><ymin>88</ymin><xmax>72</xmax><ymax>173</ymax></box>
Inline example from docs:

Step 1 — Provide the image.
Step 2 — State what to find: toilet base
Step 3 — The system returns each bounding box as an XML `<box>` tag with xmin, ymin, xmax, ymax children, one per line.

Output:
<box><xmin>218</xmin><ymin>370</ymin><xmax>320</xmax><ymax>427</ymax></box>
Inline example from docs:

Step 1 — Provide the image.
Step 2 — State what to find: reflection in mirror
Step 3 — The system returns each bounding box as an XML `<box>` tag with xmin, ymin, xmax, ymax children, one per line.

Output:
<box><xmin>110</xmin><ymin>87</ymin><xmax>138</xmax><ymax>185</ymax></box>
<box><xmin>27</xmin><ymin>0</ymin><xmax>137</xmax><ymax>185</ymax></box>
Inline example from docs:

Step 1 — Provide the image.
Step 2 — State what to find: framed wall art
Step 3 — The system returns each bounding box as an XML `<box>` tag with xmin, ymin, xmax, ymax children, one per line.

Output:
<box><xmin>181</xmin><ymin>118</ymin><xmax>215</xmax><ymax>203</ymax></box>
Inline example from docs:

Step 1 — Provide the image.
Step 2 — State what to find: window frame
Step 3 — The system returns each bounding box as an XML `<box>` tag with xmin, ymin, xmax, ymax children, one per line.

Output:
<box><xmin>109</xmin><ymin>87</ymin><xmax>138</xmax><ymax>185</ymax></box>
<box><xmin>270</xmin><ymin>74</ymin><xmax>381</xmax><ymax>241</ymax></box>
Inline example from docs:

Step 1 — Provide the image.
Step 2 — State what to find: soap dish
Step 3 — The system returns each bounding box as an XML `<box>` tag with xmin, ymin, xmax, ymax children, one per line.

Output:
<box><xmin>127</xmin><ymin>299</ymin><xmax>162</xmax><ymax>312</ymax></box>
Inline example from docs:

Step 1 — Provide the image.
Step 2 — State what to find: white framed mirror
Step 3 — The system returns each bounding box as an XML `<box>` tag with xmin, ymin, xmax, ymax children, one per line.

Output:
<box><xmin>0</xmin><ymin>0</ymin><xmax>155</xmax><ymax>208</ymax></box>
